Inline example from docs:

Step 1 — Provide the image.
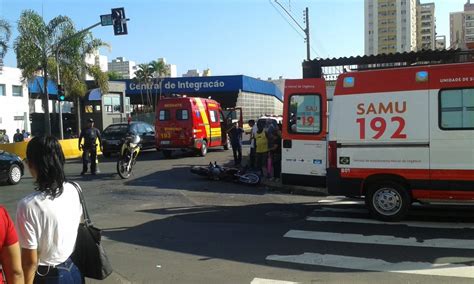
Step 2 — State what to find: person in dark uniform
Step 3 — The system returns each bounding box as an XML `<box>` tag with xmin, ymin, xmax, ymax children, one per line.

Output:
<box><xmin>78</xmin><ymin>118</ymin><xmax>102</xmax><ymax>175</ymax></box>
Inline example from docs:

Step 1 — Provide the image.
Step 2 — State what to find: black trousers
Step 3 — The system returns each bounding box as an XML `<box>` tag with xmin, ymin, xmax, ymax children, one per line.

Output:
<box><xmin>249</xmin><ymin>147</ymin><xmax>256</xmax><ymax>168</ymax></box>
<box><xmin>82</xmin><ymin>147</ymin><xmax>97</xmax><ymax>173</ymax></box>
<box><xmin>232</xmin><ymin>144</ymin><xmax>242</xmax><ymax>165</ymax></box>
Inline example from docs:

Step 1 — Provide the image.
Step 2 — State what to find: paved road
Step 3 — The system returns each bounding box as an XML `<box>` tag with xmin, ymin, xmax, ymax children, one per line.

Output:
<box><xmin>1</xmin><ymin>146</ymin><xmax>474</xmax><ymax>283</ymax></box>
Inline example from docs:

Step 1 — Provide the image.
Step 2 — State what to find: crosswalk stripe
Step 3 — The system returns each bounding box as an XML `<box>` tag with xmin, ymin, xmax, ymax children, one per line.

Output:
<box><xmin>318</xmin><ymin>200</ymin><xmax>363</xmax><ymax>205</ymax></box>
<box><xmin>307</xmin><ymin>216</ymin><xmax>474</xmax><ymax>229</ymax></box>
<box><xmin>250</xmin><ymin>278</ymin><xmax>299</xmax><ymax>284</ymax></box>
<box><xmin>312</xmin><ymin>207</ymin><xmax>368</xmax><ymax>214</ymax></box>
<box><xmin>284</xmin><ymin>230</ymin><xmax>474</xmax><ymax>249</ymax></box>
<box><xmin>266</xmin><ymin>253</ymin><xmax>474</xmax><ymax>279</ymax></box>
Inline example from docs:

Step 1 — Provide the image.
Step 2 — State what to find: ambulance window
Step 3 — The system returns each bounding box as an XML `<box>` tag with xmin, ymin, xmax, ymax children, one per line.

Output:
<box><xmin>440</xmin><ymin>89</ymin><xmax>474</xmax><ymax>130</ymax></box>
<box><xmin>177</xmin><ymin>110</ymin><xmax>189</xmax><ymax>120</ymax></box>
<box><xmin>159</xmin><ymin>110</ymin><xmax>170</xmax><ymax>121</ymax></box>
<box><xmin>288</xmin><ymin>94</ymin><xmax>322</xmax><ymax>134</ymax></box>
<box><xmin>209</xmin><ymin>110</ymin><xmax>218</xmax><ymax>123</ymax></box>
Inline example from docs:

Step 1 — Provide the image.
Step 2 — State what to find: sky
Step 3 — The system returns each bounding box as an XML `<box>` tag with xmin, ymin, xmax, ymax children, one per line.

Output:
<box><xmin>0</xmin><ymin>0</ymin><xmax>467</xmax><ymax>79</ymax></box>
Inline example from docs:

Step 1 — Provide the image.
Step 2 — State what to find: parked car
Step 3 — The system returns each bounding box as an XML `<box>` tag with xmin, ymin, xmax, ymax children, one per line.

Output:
<box><xmin>0</xmin><ymin>150</ymin><xmax>24</xmax><ymax>185</ymax></box>
<box><xmin>102</xmin><ymin>121</ymin><xmax>156</xmax><ymax>157</ymax></box>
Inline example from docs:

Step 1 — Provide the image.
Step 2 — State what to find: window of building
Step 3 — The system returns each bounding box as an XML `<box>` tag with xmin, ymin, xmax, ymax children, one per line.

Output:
<box><xmin>159</xmin><ymin>110</ymin><xmax>170</xmax><ymax>121</ymax></box>
<box><xmin>439</xmin><ymin>88</ymin><xmax>474</xmax><ymax>130</ymax></box>
<box><xmin>12</xmin><ymin>85</ymin><xmax>23</xmax><ymax>97</ymax></box>
<box><xmin>288</xmin><ymin>94</ymin><xmax>322</xmax><ymax>134</ymax></box>
<box><xmin>176</xmin><ymin>109</ymin><xmax>189</xmax><ymax>120</ymax></box>
<box><xmin>0</xmin><ymin>84</ymin><xmax>5</xmax><ymax>96</ymax></box>
<box><xmin>209</xmin><ymin>110</ymin><xmax>218</xmax><ymax>123</ymax></box>
<box><xmin>103</xmin><ymin>95</ymin><xmax>121</xmax><ymax>113</ymax></box>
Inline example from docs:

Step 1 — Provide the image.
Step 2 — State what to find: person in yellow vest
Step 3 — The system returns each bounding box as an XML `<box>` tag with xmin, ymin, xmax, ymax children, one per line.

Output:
<box><xmin>255</xmin><ymin>120</ymin><xmax>269</xmax><ymax>179</ymax></box>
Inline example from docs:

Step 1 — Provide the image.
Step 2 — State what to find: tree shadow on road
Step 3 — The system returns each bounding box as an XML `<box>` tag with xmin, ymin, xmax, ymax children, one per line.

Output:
<box><xmin>103</xmin><ymin>202</ymin><xmax>320</xmax><ymax>269</ymax></box>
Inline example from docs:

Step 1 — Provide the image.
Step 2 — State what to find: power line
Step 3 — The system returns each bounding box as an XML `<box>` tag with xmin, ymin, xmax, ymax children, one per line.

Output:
<box><xmin>269</xmin><ymin>0</ymin><xmax>306</xmax><ymax>39</ymax></box>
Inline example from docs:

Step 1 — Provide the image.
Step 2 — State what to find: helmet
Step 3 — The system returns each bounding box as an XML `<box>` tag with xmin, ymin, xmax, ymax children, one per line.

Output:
<box><xmin>130</xmin><ymin>135</ymin><xmax>140</xmax><ymax>144</ymax></box>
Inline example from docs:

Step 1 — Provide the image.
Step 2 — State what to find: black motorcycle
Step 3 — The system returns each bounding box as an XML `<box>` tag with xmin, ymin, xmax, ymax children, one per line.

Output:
<box><xmin>191</xmin><ymin>162</ymin><xmax>260</xmax><ymax>185</ymax></box>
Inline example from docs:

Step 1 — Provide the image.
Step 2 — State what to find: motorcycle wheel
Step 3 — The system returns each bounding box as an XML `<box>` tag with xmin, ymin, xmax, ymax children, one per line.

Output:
<box><xmin>238</xmin><ymin>173</ymin><xmax>260</xmax><ymax>185</ymax></box>
<box><xmin>117</xmin><ymin>157</ymin><xmax>132</xmax><ymax>179</ymax></box>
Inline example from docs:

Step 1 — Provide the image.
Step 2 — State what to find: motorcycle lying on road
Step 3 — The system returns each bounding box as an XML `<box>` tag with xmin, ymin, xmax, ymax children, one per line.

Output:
<box><xmin>116</xmin><ymin>134</ymin><xmax>141</xmax><ymax>179</ymax></box>
<box><xmin>190</xmin><ymin>162</ymin><xmax>261</xmax><ymax>185</ymax></box>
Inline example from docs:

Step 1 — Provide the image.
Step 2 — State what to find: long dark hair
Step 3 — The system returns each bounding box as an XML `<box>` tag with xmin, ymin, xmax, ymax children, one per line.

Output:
<box><xmin>26</xmin><ymin>136</ymin><xmax>66</xmax><ymax>198</ymax></box>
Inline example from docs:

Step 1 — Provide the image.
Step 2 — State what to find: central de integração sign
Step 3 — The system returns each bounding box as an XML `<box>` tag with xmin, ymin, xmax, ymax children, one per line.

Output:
<box><xmin>124</xmin><ymin>76</ymin><xmax>242</xmax><ymax>95</ymax></box>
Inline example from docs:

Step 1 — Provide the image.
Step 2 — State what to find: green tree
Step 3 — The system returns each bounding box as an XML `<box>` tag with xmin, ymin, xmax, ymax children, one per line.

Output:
<box><xmin>15</xmin><ymin>10</ymin><xmax>109</xmax><ymax>136</ymax></box>
<box><xmin>107</xmin><ymin>70</ymin><xmax>123</xmax><ymax>80</ymax></box>
<box><xmin>14</xmin><ymin>10</ymin><xmax>75</xmax><ymax>135</ymax></box>
<box><xmin>134</xmin><ymin>63</ymin><xmax>154</xmax><ymax>111</ymax></box>
<box><xmin>149</xmin><ymin>59</ymin><xmax>169</xmax><ymax>110</ymax></box>
<box><xmin>0</xmin><ymin>18</ymin><xmax>11</xmax><ymax>59</ymax></box>
<box><xmin>54</xmin><ymin>34</ymin><xmax>109</xmax><ymax>133</ymax></box>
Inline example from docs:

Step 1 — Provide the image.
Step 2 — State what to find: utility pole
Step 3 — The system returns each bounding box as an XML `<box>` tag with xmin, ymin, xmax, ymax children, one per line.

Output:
<box><xmin>274</xmin><ymin>0</ymin><xmax>311</xmax><ymax>60</ymax></box>
<box><xmin>304</xmin><ymin>7</ymin><xmax>310</xmax><ymax>60</ymax></box>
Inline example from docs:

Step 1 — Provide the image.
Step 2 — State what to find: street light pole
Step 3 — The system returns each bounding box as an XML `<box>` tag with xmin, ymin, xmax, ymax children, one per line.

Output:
<box><xmin>56</xmin><ymin>48</ymin><xmax>64</xmax><ymax>140</ymax></box>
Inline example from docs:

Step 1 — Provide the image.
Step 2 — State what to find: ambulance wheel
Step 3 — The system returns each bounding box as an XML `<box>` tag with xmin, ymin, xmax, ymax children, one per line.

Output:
<box><xmin>162</xmin><ymin>150</ymin><xmax>172</xmax><ymax>159</ymax></box>
<box><xmin>199</xmin><ymin>141</ymin><xmax>208</xmax><ymax>157</ymax></box>
<box><xmin>223</xmin><ymin>136</ymin><xmax>230</xmax><ymax>150</ymax></box>
<box><xmin>366</xmin><ymin>181</ymin><xmax>410</xmax><ymax>222</ymax></box>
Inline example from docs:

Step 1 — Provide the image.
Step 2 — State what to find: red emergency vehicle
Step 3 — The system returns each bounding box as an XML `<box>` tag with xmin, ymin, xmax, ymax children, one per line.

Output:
<box><xmin>282</xmin><ymin>51</ymin><xmax>474</xmax><ymax>221</ymax></box>
<box><xmin>156</xmin><ymin>97</ymin><xmax>239</xmax><ymax>158</ymax></box>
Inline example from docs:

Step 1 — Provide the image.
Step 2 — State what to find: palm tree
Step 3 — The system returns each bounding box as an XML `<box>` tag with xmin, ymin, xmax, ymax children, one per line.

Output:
<box><xmin>55</xmin><ymin>34</ymin><xmax>109</xmax><ymax>133</ymax></box>
<box><xmin>135</xmin><ymin>63</ymin><xmax>154</xmax><ymax>111</ymax></box>
<box><xmin>149</xmin><ymin>59</ymin><xmax>169</xmax><ymax>111</ymax></box>
<box><xmin>15</xmin><ymin>10</ymin><xmax>109</xmax><ymax>136</ymax></box>
<box><xmin>0</xmin><ymin>18</ymin><xmax>11</xmax><ymax>60</ymax></box>
<box><xmin>14</xmin><ymin>10</ymin><xmax>75</xmax><ymax>135</ymax></box>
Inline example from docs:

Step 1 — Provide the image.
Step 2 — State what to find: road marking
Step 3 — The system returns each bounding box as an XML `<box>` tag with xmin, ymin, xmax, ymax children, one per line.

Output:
<box><xmin>251</xmin><ymin>278</ymin><xmax>299</xmax><ymax>284</ymax></box>
<box><xmin>284</xmin><ymin>230</ymin><xmax>474</xmax><ymax>249</ymax></box>
<box><xmin>312</xmin><ymin>207</ymin><xmax>368</xmax><ymax>214</ymax></box>
<box><xmin>266</xmin><ymin>253</ymin><xmax>474</xmax><ymax>279</ymax></box>
<box><xmin>317</xmin><ymin>200</ymin><xmax>363</xmax><ymax>205</ymax></box>
<box><xmin>307</xmin><ymin>216</ymin><xmax>474</xmax><ymax>229</ymax></box>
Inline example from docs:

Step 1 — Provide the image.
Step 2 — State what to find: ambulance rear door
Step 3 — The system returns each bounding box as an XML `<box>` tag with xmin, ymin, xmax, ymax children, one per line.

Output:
<box><xmin>282</xmin><ymin>78</ymin><xmax>328</xmax><ymax>187</ymax></box>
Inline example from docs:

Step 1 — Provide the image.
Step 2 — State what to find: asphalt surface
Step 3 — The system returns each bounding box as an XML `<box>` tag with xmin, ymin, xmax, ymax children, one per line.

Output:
<box><xmin>1</xmin><ymin>145</ymin><xmax>474</xmax><ymax>283</ymax></box>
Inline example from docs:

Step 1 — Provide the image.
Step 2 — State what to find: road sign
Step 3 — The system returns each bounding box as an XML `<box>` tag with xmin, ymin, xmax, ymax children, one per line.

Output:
<box><xmin>100</xmin><ymin>14</ymin><xmax>113</xmax><ymax>26</ymax></box>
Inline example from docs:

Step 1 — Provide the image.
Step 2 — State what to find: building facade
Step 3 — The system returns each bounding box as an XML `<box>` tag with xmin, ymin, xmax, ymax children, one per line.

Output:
<box><xmin>450</xmin><ymin>1</ymin><xmax>474</xmax><ymax>49</ymax></box>
<box><xmin>156</xmin><ymin>58</ymin><xmax>177</xmax><ymax>78</ymax></box>
<box><xmin>435</xmin><ymin>35</ymin><xmax>446</xmax><ymax>50</ymax></box>
<box><xmin>365</xmin><ymin>0</ymin><xmax>417</xmax><ymax>55</ymax></box>
<box><xmin>85</xmin><ymin>50</ymin><xmax>108</xmax><ymax>80</ymax></box>
<box><xmin>108</xmin><ymin>57</ymin><xmax>137</xmax><ymax>79</ymax></box>
<box><xmin>416</xmin><ymin>2</ymin><xmax>436</xmax><ymax>50</ymax></box>
<box><xmin>0</xmin><ymin>67</ymin><xmax>30</xmax><ymax>139</ymax></box>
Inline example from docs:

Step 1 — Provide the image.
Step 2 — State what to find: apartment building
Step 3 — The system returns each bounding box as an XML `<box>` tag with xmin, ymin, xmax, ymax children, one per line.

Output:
<box><xmin>450</xmin><ymin>1</ymin><xmax>474</xmax><ymax>49</ymax></box>
<box><xmin>0</xmin><ymin>67</ymin><xmax>30</xmax><ymax>139</ymax></box>
<box><xmin>85</xmin><ymin>50</ymin><xmax>108</xmax><ymax>80</ymax></box>
<box><xmin>416</xmin><ymin>2</ymin><xmax>436</xmax><ymax>50</ymax></box>
<box><xmin>108</xmin><ymin>57</ymin><xmax>137</xmax><ymax>79</ymax></box>
<box><xmin>365</xmin><ymin>0</ymin><xmax>418</xmax><ymax>55</ymax></box>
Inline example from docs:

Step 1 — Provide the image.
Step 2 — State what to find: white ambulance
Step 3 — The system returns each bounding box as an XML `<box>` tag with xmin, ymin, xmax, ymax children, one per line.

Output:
<box><xmin>282</xmin><ymin>62</ymin><xmax>474</xmax><ymax>221</ymax></box>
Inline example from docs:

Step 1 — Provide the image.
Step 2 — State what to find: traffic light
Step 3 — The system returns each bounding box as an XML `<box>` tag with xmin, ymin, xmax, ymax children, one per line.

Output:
<box><xmin>111</xmin><ymin>7</ymin><xmax>128</xmax><ymax>36</ymax></box>
<box><xmin>58</xmin><ymin>84</ymin><xmax>65</xmax><ymax>101</ymax></box>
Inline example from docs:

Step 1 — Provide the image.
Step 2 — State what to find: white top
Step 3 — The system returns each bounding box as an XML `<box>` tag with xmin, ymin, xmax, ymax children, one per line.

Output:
<box><xmin>250</xmin><ymin>125</ymin><xmax>258</xmax><ymax>148</ymax></box>
<box><xmin>16</xmin><ymin>182</ymin><xmax>83</xmax><ymax>266</ymax></box>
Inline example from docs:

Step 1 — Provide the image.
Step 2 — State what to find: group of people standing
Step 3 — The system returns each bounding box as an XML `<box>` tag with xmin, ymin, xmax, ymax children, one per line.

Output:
<box><xmin>0</xmin><ymin>129</ymin><xmax>30</xmax><ymax>144</ymax></box>
<box><xmin>0</xmin><ymin>136</ymin><xmax>84</xmax><ymax>283</ymax></box>
<box><xmin>227</xmin><ymin>118</ymin><xmax>282</xmax><ymax>181</ymax></box>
